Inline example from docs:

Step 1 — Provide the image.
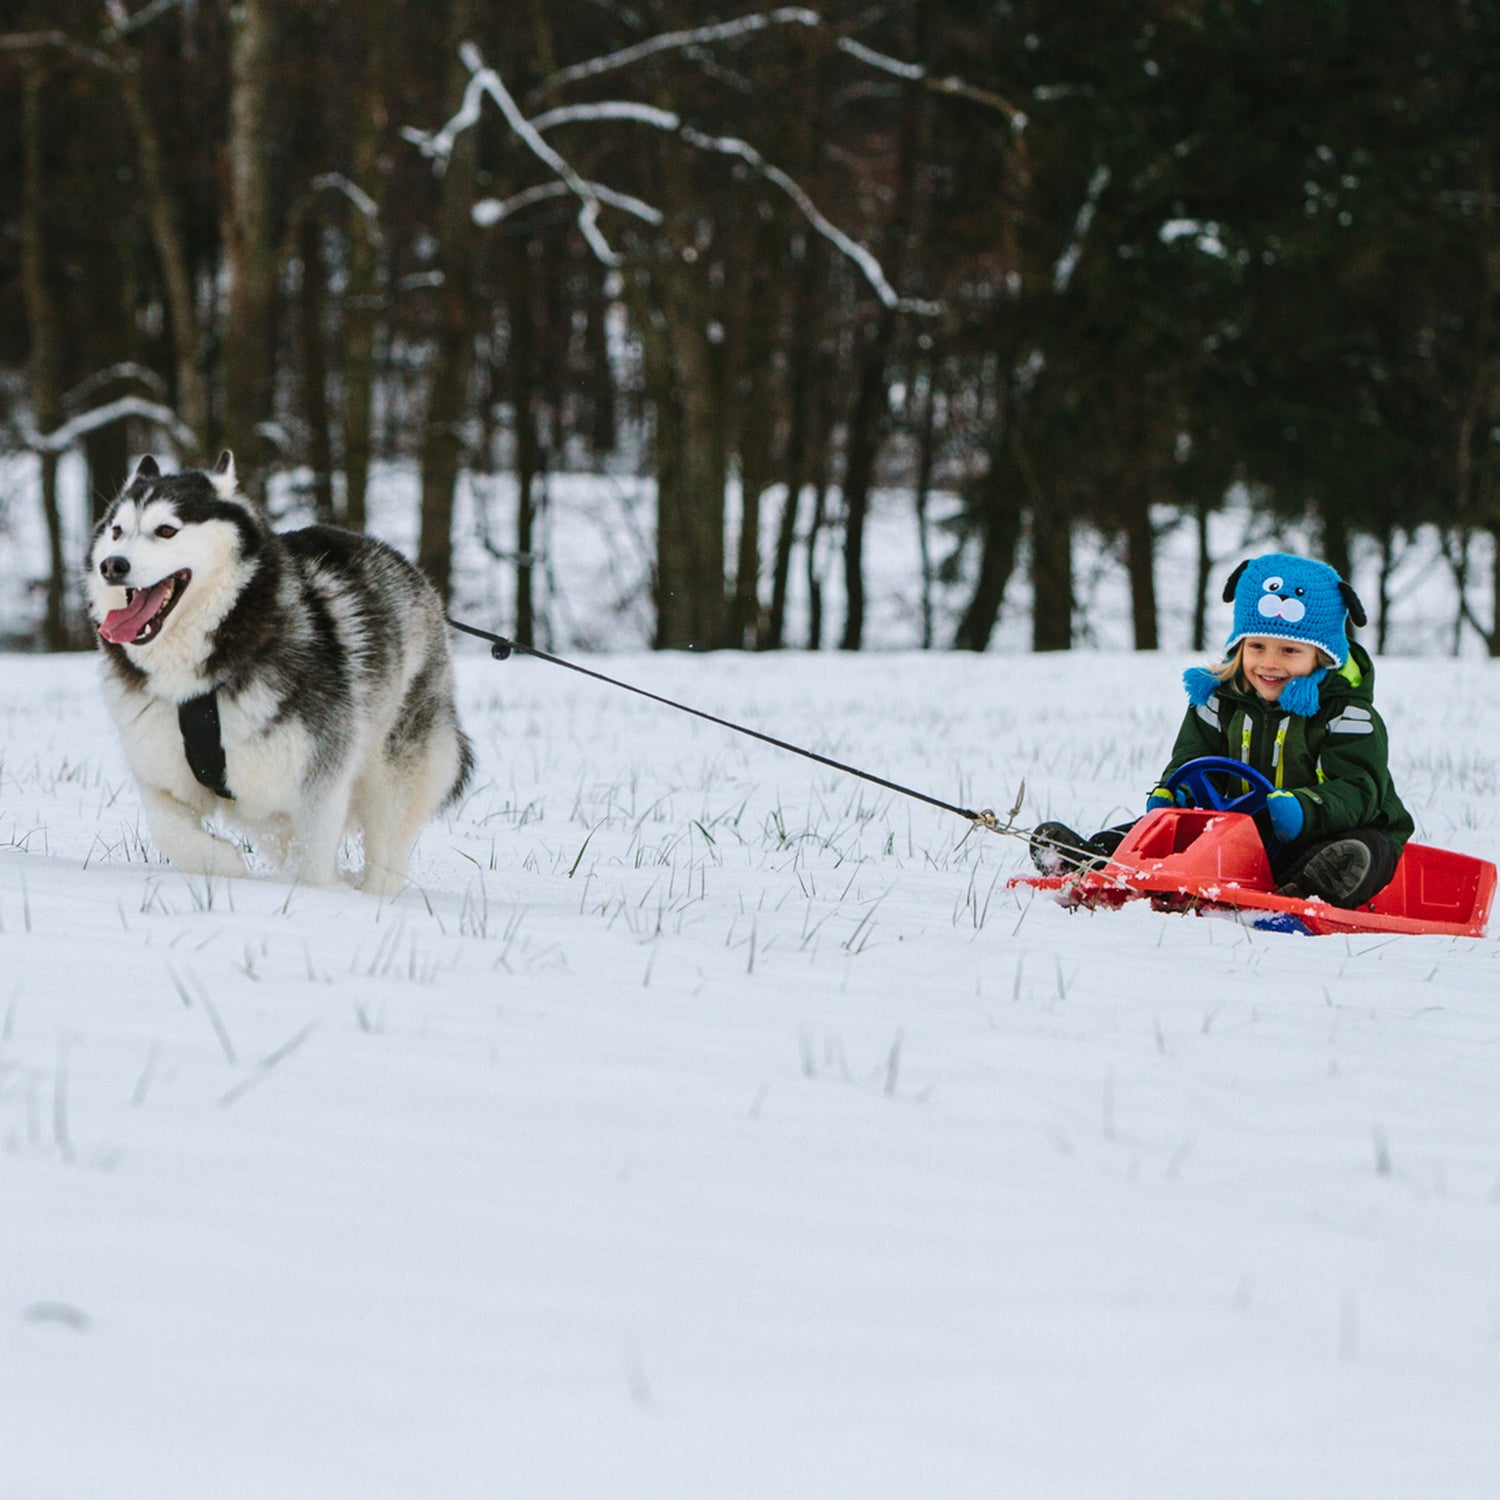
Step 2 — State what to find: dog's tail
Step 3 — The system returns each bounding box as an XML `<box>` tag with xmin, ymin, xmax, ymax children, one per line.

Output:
<box><xmin>444</xmin><ymin>726</ymin><xmax>476</xmax><ymax>809</ymax></box>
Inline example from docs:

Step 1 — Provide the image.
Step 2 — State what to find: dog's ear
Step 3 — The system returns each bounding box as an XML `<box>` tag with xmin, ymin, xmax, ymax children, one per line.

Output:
<box><xmin>209</xmin><ymin>450</ymin><xmax>239</xmax><ymax>499</ymax></box>
<box><xmin>130</xmin><ymin>454</ymin><xmax>160</xmax><ymax>483</ymax></box>
<box><xmin>1221</xmin><ymin>559</ymin><xmax>1249</xmax><ymax>603</ymax></box>
<box><xmin>1340</xmin><ymin>580</ymin><xmax>1367</xmax><ymax>629</ymax></box>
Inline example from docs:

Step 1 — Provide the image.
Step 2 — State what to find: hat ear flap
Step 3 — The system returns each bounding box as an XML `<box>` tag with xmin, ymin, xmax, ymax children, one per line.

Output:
<box><xmin>1340</xmin><ymin>580</ymin><xmax>1367</xmax><ymax>629</ymax></box>
<box><xmin>1221</xmin><ymin>559</ymin><xmax>1250</xmax><ymax>603</ymax></box>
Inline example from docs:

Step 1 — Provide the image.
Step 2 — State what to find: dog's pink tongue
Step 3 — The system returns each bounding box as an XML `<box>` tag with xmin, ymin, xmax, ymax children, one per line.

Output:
<box><xmin>99</xmin><ymin>579</ymin><xmax>172</xmax><ymax>644</ymax></box>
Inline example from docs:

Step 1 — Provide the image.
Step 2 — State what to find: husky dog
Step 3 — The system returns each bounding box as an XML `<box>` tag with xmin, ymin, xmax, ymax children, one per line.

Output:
<box><xmin>87</xmin><ymin>452</ymin><xmax>473</xmax><ymax>895</ymax></box>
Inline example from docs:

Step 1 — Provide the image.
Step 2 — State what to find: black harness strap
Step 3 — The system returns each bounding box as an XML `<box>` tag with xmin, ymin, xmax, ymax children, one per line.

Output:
<box><xmin>178</xmin><ymin>691</ymin><xmax>235</xmax><ymax>800</ymax></box>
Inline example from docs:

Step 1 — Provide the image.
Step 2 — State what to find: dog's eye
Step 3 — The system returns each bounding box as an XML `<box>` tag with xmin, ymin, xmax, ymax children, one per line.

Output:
<box><xmin>1262</xmin><ymin>576</ymin><xmax>1283</xmax><ymax>593</ymax></box>
<box><xmin>110</xmin><ymin>525</ymin><xmax>123</xmax><ymax>540</ymax></box>
<box><xmin>155</xmin><ymin>524</ymin><xmax>179</xmax><ymax>539</ymax></box>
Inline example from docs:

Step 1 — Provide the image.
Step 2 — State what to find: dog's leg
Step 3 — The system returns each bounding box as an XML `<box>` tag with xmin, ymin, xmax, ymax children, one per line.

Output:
<box><xmin>355</xmin><ymin>774</ymin><xmax>424</xmax><ymax>898</ymax></box>
<box><xmin>283</xmin><ymin>781</ymin><xmax>353</xmax><ymax>888</ymax></box>
<box><xmin>139</xmin><ymin>785</ymin><xmax>248</xmax><ymax>878</ymax></box>
<box><xmin>355</xmin><ymin>745</ymin><xmax>458</xmax><ymax>898</ymax></box>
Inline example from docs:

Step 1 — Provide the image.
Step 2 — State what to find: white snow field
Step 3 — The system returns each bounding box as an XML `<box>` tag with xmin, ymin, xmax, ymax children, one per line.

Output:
<box><xmin>3</xmin><ymin>640</ymin><xmax>1500</xmax><ymax>1500</ymax></box>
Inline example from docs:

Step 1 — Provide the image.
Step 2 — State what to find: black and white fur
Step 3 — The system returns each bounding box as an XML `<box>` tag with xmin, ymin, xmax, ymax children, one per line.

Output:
<box><xmin>87</xmin><ymin>452</ymin><xmax>473</xmax><ymax>895</ymax></box>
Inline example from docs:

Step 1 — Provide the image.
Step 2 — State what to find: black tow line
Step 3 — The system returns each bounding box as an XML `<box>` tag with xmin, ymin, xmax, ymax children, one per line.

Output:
<box><xmin>446</xmin><ymin>617</ymin><xmax>1021</xmax><ymax>841</ymax></box>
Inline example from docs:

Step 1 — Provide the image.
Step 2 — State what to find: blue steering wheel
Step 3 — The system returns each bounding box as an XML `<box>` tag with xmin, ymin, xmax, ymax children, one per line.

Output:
<box><xmin>1164</xmin><ymin>756</ymin><xmax>1277</xmax><ymax>818</ymax></box>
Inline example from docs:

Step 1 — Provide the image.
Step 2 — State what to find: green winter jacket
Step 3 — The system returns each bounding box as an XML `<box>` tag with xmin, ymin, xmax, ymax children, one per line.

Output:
<box><xmin>1164</xmin><ymin>643</ymin><xmax>1414</xmax><ymax>853</ymax></box>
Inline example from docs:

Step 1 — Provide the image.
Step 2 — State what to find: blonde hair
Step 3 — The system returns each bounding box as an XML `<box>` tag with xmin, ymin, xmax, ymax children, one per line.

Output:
<box><xmin>1208</xmin><ymin>639</ymin><xmax>1336</xmax><ymax>689</ymax></box>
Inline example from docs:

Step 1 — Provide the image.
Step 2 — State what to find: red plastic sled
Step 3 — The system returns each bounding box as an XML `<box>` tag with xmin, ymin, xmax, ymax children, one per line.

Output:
<box><xmin>1011</xmin><ymin>758</ymin><xmax>1496</xmax><ymax>938</ymax></box>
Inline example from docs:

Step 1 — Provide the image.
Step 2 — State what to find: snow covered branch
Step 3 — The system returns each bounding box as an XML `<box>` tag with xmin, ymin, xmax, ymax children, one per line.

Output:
<box><xmin>0</xmin><ymin>29</ymin><xmax>112</xmax><ymax>68</ymax></box>
<box><xmin>538</xmin><ymin>7</ymin><xmax>822</xmax><ymax>97</ymax></box>
<box><xmin>64</xmin><ymin>363</ymin><xmax>169</xmax><ymax>408</ymax></box>
<box><xmin>413</xmin><ymin>40</ymin><xmax>942</xmax><ymax>314</ymax></box>
<box><xmin>1053</xmin><ymin>165</ymin><xmax>1111</xmax><ymax>293</ymax></box>
<box><xmin>406</xmin><ymin>42</ymin><xmax>621</xmax><ymax>265</ymax></box>
<box><xmin>836</xmin><ymin>38</ymin><xmax>1024</xmax><ymax>126</ymax></box>
<box><xmin>27</xmin><ymin>396</ymin><xmax>196</xmax><ymax>456</ymax></box>
<box><xmin>103</xmin><ymin>0</ymin><xmax>188</xmax><ymax>38</ymax></box>
<box><xmin>473</xmin><ymin>180</ymin><xmax>663</xmax><ymax>231</ymax></box>
<box><xmin>677</xmin><ymin>125</ymin><xmax>939</xmax><ymax>314</ymax></box>
<box><xmin>308</xmin><ymin>173</ymin><xmax>386</xmax><ymax>249</ymax></box>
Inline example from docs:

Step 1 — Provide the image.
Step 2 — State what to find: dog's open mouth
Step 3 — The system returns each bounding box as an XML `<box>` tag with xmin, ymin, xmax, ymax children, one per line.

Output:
<box><xmin>99</xmin><ymin>570</ymin><xmax>192</xmax><ymax>646</ymax></box>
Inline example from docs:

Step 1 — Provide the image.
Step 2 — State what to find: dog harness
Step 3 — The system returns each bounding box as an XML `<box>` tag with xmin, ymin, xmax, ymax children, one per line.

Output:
<box><xmin>178</xmin><ymin>691</ymin><xmax>234</xmax><ymax>800</ymax></box>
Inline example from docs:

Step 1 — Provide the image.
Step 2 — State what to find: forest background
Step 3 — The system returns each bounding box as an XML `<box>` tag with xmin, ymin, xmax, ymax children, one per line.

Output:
<box><xmin>2</xmin><ymin>0</ymin><xmax>1498</xmax><ymax>658</ymax></box>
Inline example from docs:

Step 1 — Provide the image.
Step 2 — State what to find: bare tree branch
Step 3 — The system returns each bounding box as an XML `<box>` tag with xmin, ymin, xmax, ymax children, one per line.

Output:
<box><xmin>677</xmin><ymin>124</ymin><xmax>939</xmax><ymax>314</ymax></box>
<box><xmin>103</xmin><ymin>0</ymin><xmax>187</xmax><ymax>38</ymax></box>
<box><xmin>536</xmin><ymin>7</ymin><xmax>821</xmax><ymax>98</ymax></box>
<box><xmin>836</xmin><ymin>37</ymin><xmax>1024</xmax><ymax>125</ymax></box>
<box><xmin>0</xmin><ymin>29</ymin><xmax>111</xmax><ymax>68</ymax></box>
<box><xmin>26</xmin><ymin>395</ymin><xmax>196</xmax><ymax>455</ymax></box>
<box><xmin>474</xmin><ymin>179</ymin><xmax>663</xmax><ymax>230</ymax></box>
<box><xmin>406</xmin><ymin>42</ymin><xmax>621</xmax><ymax>265</ymax></box>
<box><xmin>416</xmin><ymin>46</ymin><xmax>942</xmax><ymax>313</ymax></box>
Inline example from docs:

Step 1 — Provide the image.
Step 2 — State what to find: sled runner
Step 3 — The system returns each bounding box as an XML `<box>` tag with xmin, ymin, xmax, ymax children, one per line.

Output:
<box><xmin>1011</xmin><ymin>757</ymin><xmax>1496</xmax><ymax>938</ymax></box>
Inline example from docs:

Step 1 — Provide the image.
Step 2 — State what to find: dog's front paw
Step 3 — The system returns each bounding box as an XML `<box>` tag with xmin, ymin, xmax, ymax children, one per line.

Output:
<box><xmin>360</xmin><ymin>862</ymin><xmax>409</xmax><ymax>899</ymax></box>
<box><xmin>167</xmin><ymin>835</ymin><xmax>249</xmax><ymax>880</ymax></box>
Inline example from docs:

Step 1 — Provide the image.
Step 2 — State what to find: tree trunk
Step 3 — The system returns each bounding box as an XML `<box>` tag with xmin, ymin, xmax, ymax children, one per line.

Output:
<box><xmin>763</xmin><ymin>241</ymin><xmax>828</xmax><ymax>650</ymax></box>
<box><xmin>645</xmin><ymin>304</ymin><xmax>727</xmax><ymax>649</ymax></box>
<box><xmin>84</xmin><ymin>423</ymin><xmax>131</xmax><ymax>525</ymax></box>
<box><xmin>635</xmin><ymin>173</ymin><xmax>728</xmax><ymax>650</ymax></box>
<box><xmin>953</xmin><ymin>433</ymin><xmax>1022</xmax><ymax>653</ymax></box>
<box><xmin>21</xmin><ymin>69</ymin><xmax>68</xmax><ymax>650</ymax></box>
<box><xmin>1009</xmin><ymin>424</ymin><xmax>1072</xmax><ymax>650</ymax></box>
<box><xmin>113</xmin><ymin>41</ymin><xmax>211</xmax><ymax>452</ymax></box>
<box><xmin>1123</xmin><ymin>488</ymin><xmax>1158</xmax><ymax>650</ymax></box>
<box><xmin>724</xmin><ymin>200</ymin><xmax>781</xmax><ymax>650</ymax></box>
<box><xmin>806</xmin><ymin>476</ymin><xmax>829</xmax><ymax>651</ymax></box>
<box><xmin>506</xmin><ymin>253</ymin><xmax>541</xmax><ymax>648</ymax></box>
<box><xmin>340</xmin><ymin>0</ymin><xmax>391</xmax><ymax>531</ymax></box>
<box><xmin>297</xmin><ymin>212</ymin><xmax>335</xmax><ymax>522</ymax></box>
<box><xmin>912</xmin><ymin>357</ymin><xmax>942</xmax><ymax>650</ymax></box>
<box><xmin>1376</xmin><ymin>526</ymin><xmax>1394</xmax><ymax>654</ymax></box>
<box><xmin>222</xmin><ymin>0</ymin><xmax>281</xmax><ymax>478</ymax></box>
<box><xmin>1319</xmin><ymin>505</ymin><xmax>1352</xmax><ymax>591</ymax></box>
<box><xmin>804</xmin><ymin>371</ymin><xmax>837</xmax><ymax>651</ymax></box>
<box><xmin>1192</xmin><ymin>493</ymin><xmax>1212</xmax><ymax>652</ymax></box>
<box><xmin>416</xmin><ymin>0</ymin><xmax>483</xmax><ymax>603</ymax></box>
<box><xmin>838</xmin><ymin>310</ymin><xmax>896</xmax><ymax>650</ymax></box>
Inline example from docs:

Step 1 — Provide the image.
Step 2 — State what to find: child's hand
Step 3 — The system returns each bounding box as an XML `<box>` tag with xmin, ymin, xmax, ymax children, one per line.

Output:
<box><xmin>1148</xmin><ymin>785</ymin><xmax>1194</xmax><ymax>811</ymax></box>
<box><xmin>1267</xmin><ymin>790</ymin><xmax>1305</xmax><ymax>842</ymax></box>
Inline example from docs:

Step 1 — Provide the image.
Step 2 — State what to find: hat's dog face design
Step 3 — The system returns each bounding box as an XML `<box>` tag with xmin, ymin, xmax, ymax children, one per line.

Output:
<box><xmin>1255</xmin><ymin>572</ymin><xmax>1309</xmax><ymax>625</ymax></box>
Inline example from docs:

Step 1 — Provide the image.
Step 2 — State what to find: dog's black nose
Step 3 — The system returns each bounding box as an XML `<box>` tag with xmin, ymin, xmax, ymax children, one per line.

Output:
<box><xmin>100</xmin><ymin>555</ymin><xmax>131</xmax><ymax>584</ymax></box>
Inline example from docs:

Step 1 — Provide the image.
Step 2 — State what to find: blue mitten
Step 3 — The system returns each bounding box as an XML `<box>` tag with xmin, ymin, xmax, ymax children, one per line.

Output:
<box><xmin>1266</xmin><ymin>790</ymin><xmax>1305</xmax><ymax>842</ymax></box>
<box><xmin>1148</xmin><ymin>785</ymin><xmax>1194</xmax><ymax>811</ymax></box>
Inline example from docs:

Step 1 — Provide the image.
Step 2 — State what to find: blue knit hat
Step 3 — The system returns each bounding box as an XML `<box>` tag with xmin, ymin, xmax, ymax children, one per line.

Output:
<box><xmin>1182</xmin><ymin>553</ymin><xmax>1369</xmax><ymax>718</ymax></box>
<box><xmin>1221</xmin><ymin>552</ymin><xmax>1365</xmax><ymax>666</ymax></box>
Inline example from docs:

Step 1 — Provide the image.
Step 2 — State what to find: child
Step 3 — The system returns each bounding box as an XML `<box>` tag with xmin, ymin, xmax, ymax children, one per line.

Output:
<box><xmin>1030</xmin><ymin>553</ymin><xmax>1414</xmax><ymax>908</ymax></box>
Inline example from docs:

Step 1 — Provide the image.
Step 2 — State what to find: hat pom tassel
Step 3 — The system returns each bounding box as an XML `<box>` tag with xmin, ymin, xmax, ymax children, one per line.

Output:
<box><xmin>1278</xmin><ymin>670</ymin><xmax>1326</xmax><ymax>717</ymax></box>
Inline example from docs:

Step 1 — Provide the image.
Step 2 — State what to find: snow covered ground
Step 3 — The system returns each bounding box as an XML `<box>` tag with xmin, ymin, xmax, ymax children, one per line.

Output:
<box><xmin>4</xmin><ymin>639</ymin><xmax>1500</xmax><ymax>1499</ymax></box>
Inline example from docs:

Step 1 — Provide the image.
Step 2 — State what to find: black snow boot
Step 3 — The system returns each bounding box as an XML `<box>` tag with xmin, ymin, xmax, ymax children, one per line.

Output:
<box><xmin>1276</xmin><ymin>837</ymin><xmax>1374</xmax><ymax>907</ymax></box>
<box><xmin>1029</xmin><ymin>821</ymin><xmax>1110</xmax><ymax>876</ymax></box>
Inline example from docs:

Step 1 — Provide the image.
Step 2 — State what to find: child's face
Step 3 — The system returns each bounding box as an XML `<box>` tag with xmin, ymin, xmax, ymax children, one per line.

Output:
<box><xmin>1240</xmin><ymin>636</ymin><xmax>1322</xmax><ymax>703</ymax></box>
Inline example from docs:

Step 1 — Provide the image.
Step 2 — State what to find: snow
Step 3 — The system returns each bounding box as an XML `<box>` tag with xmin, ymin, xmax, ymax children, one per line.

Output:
<box><xmin>4</xmin><ymin>636</ymin><xmax>1500</xmax><ymax>1497</ymax></box>
<box><xmin>2</xmin><ymin>452</ymin><xmax>1499</xmax><ymax>1492</ymax></box>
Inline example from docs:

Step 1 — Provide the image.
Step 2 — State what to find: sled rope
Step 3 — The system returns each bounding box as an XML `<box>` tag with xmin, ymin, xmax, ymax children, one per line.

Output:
<box><xmin>447</xmin><ymin>617</ymin><xmax>1027</xmax><ymax>843</ymax></box>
